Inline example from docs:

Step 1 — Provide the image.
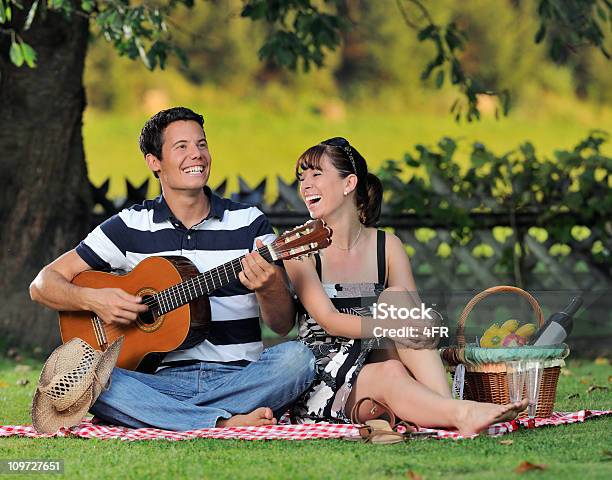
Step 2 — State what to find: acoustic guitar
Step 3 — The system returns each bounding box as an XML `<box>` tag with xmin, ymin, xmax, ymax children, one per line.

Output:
<box><xmin>59</xmin><ymin>219</ymin><xmax>332</xmax><ymax>372</ymax></box>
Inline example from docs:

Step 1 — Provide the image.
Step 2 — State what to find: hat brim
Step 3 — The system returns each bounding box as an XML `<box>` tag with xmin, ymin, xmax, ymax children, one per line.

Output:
<box><xmin>31</xmin><ymin>337</ymin><xmax>124</xmax><ymax>434</ymax></box>
<box><xmin>91</xmin><ymin>337</ymin><xmax>124</xmax><ymax>400</ymax></box>
<box><xmin>32</xmin><ymin>386</ymin><xmax>93</xmax><ymax>434</ymax></box>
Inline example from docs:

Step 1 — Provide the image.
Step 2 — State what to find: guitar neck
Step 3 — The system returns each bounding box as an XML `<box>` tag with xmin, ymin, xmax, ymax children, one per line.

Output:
<box><xmin>153</xmin><ymin>245</ymin><xmax>275</xmax><ymax>314</ymax></box>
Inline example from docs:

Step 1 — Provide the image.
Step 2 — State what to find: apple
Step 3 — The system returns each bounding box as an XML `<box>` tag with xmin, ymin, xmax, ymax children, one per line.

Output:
<box><xmin>501</xmin><ymin>333</ymin><xmax>526</xmax><ymax>347</ymax></box>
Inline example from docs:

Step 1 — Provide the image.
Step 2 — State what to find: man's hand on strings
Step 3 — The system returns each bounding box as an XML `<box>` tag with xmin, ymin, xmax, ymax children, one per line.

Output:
<box><xmin>239</xmin><ymin>239</ymin><xmax>282</xmax><ymax>292</ymax></box>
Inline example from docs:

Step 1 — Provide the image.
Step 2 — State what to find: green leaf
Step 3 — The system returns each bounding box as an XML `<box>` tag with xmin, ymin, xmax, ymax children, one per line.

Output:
<box><xmin>421</xmin><ymin>54</ymin><xmax>443</xmax><ymax>81</ymax></box>
<box><xmin>81</xmin><ymin>0</ymin><xmax>94</xmax><ymax>13</ymax></box>
<box><xmin>9</xmin><ymin>41</ymin><xmax>24</xmax><ymax>67</ymax></box>
<box><xmin>596</xmin><ymin>6</ymin><xmax>607</xmax><ymax>22</ymax></box>
<box><xmin>501</xmin><ymin>90</ymin><xmax>511</xmax><ymax>116</ymax></box>
<box><xmin>444</xmin><ymin>25</ymin><xmax>464</xmax><ymax>51</ymax></box>
<box><xmin>535</xmin><ymin>23</ymin><xmax>546</xmax><ymax>44</ymax></box>
<box><xmin>0</xmin><ymin>0</ymin><xmax>8</xmax><ymax>23</ymax></box>
<box><xmin>550</xmin><ymin>37</ymin><xmax>564</xmax><ymax>62</ymax></box>
<box><xmin>417</xmin><ymin>25</ymin><xmax>436</xmax><ymax>41</ymax></box>
<box><xmin>435</xmin><ymin>69</ymin><xmax>445</xmax><ymax>89</ymax></box>
<box><xmin>276</xmin><ymin>48</ymin><xmax>295</xmax><ymax>68</ymax></box>
<box><xmin>173</xmin><ymin>45</ymin><xmax>189</xmax><ymax>68</ymax></box>
<box><xmin>50</xmin><ymin>0</ymin><xmax>68</xmax><ymax>10</ymax></box>
<box><xmin>450</xmin><ymin>98</ymin><xmax>460</xmax><ymax>114</ymax></box>
<box><xmin>405</xmin><ymin>156</ymin><xmax>420</xmax><ymax>168</ymax></box>
<box><xmin>21</xmin><ymin>42</ymin><xmax>37</xmax><ymax>68</ymax></box>
<box><xmin>450</xmin><ymin>59</ymin><xmax>463</xmax><ymax>84</ymax></box>
<box><xmin>135</xmin><ymin>38</ymin><xmax>152</xmax><ymax>70</ymax></box>
<box><xmin>24</xmin><ymin>0</ymin><xmax>38</xmax><ymax>30</ymax></box>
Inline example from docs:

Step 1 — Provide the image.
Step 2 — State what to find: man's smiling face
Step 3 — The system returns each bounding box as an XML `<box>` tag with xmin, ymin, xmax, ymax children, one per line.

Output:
<box><xmin>147</xmin><ymin>120</ymin><xmax>212</xmax><ymax>193</ymax></box>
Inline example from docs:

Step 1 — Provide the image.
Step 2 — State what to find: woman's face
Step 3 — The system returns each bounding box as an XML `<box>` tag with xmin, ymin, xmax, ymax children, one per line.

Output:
<box><xmin>299</xmin><ymin>154</ymin><xmax>349</xmax><ymax>219</ymax></box>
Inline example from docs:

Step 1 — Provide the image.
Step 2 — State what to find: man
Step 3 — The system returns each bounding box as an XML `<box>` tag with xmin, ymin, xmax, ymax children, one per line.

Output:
<box><xmin>29</xmin><ymin>107</ymin><xmax>315</xmax><ymax>430</ymax></box>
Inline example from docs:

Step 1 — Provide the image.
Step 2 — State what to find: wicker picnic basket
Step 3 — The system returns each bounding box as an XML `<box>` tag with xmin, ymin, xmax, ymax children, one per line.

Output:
<box><xmin>441</xmin><ymin>286</ymin><xmax>568</xmax><ymax>418</ymax></box>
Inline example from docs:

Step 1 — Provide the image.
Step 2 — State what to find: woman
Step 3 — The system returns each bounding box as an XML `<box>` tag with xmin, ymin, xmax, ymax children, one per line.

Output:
<box><xmin>284</xmin><ymin>137</ymin><xmax>527</xmax><ymax>436</ymax></box>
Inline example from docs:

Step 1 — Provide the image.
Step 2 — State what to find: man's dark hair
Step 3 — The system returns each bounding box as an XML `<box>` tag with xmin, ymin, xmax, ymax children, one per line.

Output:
<box><xmin>138</xmin><ymin>106</ymin><xmax>204</xmax><ymax>160</ymax></box>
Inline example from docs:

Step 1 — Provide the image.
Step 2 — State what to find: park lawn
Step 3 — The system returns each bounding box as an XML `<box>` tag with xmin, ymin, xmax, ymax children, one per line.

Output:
<box><xmin>83</xmin><ymin>97</ymin><xmax>612</xmax><ymax>201</ymax></box>
<box><xmin>0</xmin><ymin>356</ymin><xmax>610</xmax><ymax>480</ymax></box>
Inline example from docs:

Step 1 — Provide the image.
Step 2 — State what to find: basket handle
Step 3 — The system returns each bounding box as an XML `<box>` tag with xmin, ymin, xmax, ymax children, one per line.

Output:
<box><xmin>456</xmin><ymin>285</ymin><xmax>545</xmax><ymax>347</ymax></box>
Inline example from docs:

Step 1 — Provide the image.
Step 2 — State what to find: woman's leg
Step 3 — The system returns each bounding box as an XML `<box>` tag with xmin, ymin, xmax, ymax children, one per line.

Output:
<box><xmin>377</xmin><ymin>286</ymin><xmax>452</xmax><ymax>398</ymax></box>
<box><xmin>346</xmin><ymin>360</ymin><xmax>526</xmax><ymax>436</ymax></box>
<box><xmin>369</xmin><ymin>340</ymin><xmax>452</xmax><ymax>399</ymax></box>
<box><xmin>394</xmin><ymin>346</ymin><xmax>452</xmax><ymax>398</ymax></box>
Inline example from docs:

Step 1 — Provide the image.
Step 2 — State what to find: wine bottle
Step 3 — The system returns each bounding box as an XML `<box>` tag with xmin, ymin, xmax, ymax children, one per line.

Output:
<box><xmin>530</xmin><ymin>297</ymin><xmax>582</xmax><ymax>346</ymax></box>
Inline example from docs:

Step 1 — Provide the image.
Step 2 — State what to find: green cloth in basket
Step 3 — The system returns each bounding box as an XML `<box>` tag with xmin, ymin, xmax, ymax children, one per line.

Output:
<box><xmin>463</xmin><ymin>343</ymin><xmax>570</xmax><ymax>364</ymax></box>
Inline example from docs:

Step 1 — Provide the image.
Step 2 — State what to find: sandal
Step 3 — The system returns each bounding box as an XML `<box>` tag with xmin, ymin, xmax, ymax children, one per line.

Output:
<box><xmin>350</xmin><ymin>397</ymin><xmax>395</xmax><ymax>424</ymax></box>
<box><xmin>349</xmin><ymin>397</ymin><xmax>405</xmax><ymax>444</ymax></box>
<box><xmin>395</xmin><ymin>420</ymin><xmax>434</xmax><ymax>439</ymax></box>
<box><xmin>348</xmin><ymin>397</ymin><xmax>432</xmax><ymax>443</ymax></box>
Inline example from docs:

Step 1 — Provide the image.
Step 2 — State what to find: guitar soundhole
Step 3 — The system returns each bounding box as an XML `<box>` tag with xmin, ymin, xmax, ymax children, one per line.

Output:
<box><xmin>139</xmin><ymin>295</ymin><xmax>157</xmax><ymax>325</ymax></box>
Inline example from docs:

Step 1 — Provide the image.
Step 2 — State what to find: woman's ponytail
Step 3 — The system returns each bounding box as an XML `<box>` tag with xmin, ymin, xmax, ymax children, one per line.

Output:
<box><xmin>358</xmin><ymin>172</ymin><xmax>383</xmax><ymax>227</ymax></box>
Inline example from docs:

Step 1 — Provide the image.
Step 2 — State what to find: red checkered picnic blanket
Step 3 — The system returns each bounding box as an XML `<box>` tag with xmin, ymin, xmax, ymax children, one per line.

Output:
<box><xmin>0</xmin><ymin>410</ymin><xmax>608</xmax><ymax>441</ymax></box>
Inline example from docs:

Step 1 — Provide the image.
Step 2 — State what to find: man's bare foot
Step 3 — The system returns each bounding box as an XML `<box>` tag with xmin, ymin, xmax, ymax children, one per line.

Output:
<box><xmin>216</xmin><ymin>407</ymin><xmax>277</xmax><ymax>427</ymax></box>
<box><xmin>455</xmin><ymin>399</ymin><xmax>528</xmax><ymax>436</ymax></box>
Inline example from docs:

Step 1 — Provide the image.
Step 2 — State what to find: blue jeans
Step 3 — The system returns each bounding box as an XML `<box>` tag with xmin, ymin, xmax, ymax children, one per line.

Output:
<box><xmin>90</xmin><ymin>341</ymin><xmax>315</xmax><ymax>431</ymax></box>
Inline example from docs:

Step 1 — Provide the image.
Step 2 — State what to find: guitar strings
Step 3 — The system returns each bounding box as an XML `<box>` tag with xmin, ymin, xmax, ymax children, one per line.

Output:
<box><xmin>148</xmin><ymin>245</ymin><xmax>273</xmax><ymax>312</ymax></box>
<box><xmin>99</xmin><ymin>240</ymin><xmax>322</xmax><ymax>335</ymax></box>
<box><xmin>149</xmin><ymin>240</ymin><xmax>319</xmax><ymax>311</ymax></box>
<box><xmin>132</xmin><ymin>241</ymin><xmax>309</xmax><ymax>311</ymax></box>
<box><xmin>152</xmin><ymin>255</ymin><xmax>248</xmax><ymax>309</ymax></box>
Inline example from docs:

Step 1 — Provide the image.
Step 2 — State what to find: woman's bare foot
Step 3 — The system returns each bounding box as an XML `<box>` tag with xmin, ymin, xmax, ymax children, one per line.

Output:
<box><xmin>216</xmin><ymin>407</ymin><xmax>277</xmax><ymax>427</ymax></box>
<box><xmin>455</xmin><ymin>399</ymin><xmax>528</xmax><ymax>436</ymax></box>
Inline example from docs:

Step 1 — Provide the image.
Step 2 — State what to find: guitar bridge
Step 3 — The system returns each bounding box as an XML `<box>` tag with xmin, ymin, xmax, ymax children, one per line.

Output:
<box><xmin>91</xmin><ymin>314</ymin><xmax>108</xmax><ymax>351</ymax></box>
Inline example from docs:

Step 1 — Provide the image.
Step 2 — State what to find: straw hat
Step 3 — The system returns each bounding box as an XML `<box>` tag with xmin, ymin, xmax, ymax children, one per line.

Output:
<box><xmin>31</xmin><ymin>337</ymin><xmax>124</xmax><ymax>434</ymax></box>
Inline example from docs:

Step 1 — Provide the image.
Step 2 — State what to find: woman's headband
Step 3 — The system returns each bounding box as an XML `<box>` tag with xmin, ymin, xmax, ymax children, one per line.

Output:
<box><xmin>322</xmin><ymin>142</ymin><xmax>357</xmax><ymax>174</ymax></box>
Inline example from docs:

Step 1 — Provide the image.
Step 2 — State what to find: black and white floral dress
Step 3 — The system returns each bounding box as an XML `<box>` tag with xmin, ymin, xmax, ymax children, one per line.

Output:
<box><xmin>292</xmin><ymin>230</ymin><xmax>387</xmax><ymax>423</ymax></box>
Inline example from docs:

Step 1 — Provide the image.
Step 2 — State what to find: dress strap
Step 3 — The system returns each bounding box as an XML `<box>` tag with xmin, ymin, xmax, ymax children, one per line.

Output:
<box><xmin>314</xmin><ymin>253</ymin><xmax>322</xmax><ymax>281</ymax></box>
<box><xmin>377</xmin><ymin>230</ymin><xmax>387</xmax><ymax>286</ymax></box>
<box><xmin>316</xmin><ymin>232</ymin><xmax>385</xmax><ymax>284</ymax></box>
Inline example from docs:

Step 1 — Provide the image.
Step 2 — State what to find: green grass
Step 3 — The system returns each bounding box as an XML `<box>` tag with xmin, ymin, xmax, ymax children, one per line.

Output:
<box><xmin>1</xmin><ymin>356</ymin><xmax>610</xmax><ymax>479</ymax></box>
<box><xmin>83</xmin><ymin>95</ymin><xmax>612</xmax><ymax>200</ymax></box>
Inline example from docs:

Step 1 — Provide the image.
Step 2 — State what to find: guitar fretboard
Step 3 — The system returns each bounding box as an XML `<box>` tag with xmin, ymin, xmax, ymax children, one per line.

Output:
<box><xmin>146</xmin><ymin>245</ymin><xmax>274</xmax><ymax>315</ymax></box>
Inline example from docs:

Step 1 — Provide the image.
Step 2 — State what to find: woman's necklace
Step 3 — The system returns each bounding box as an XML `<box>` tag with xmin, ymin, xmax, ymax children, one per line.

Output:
<box><xmin>333</xmin><ymin>225</ymin><xmax>363</xmax><ymax>251</ymax></box>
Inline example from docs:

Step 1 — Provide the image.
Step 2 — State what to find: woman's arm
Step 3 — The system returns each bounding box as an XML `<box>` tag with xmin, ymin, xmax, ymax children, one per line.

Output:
<box><xmin>385</xmin><ymin>232</ymin><xmax>418</xmax><ymax>293</ymax></box>
<box><xmin>284</xmin><ymin>258</ymin><xmax>374</xmax><ymax>338</ymax></box>
<box><xmin>284</xmin><ymin>239</ymin><xmax>435</xmax><ymax>345</ymax></box>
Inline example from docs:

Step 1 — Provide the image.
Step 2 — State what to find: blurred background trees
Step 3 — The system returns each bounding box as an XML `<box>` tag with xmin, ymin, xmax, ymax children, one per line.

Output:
<box><xmin>83</xmin><ymin>0</ymin><xmax>612</xmax><ymax>113</ymax></box>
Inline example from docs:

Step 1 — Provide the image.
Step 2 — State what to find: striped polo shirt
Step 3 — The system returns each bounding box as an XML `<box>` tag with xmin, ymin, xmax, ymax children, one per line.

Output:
<box><xmin>75</xmin><ymin>187</ymin><xmax>276</xmax><ymax>364</ymax></box>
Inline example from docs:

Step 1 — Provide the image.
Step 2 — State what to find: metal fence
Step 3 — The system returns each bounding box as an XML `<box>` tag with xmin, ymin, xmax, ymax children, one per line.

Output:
<box><xmin>92</xmin><ymin>177</ymin><xmax>611</xmax><ymax>286</ymax></box>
